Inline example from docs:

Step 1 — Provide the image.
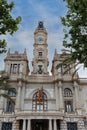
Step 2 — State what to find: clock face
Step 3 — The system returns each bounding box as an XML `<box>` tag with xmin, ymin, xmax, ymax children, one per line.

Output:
<box><xmin>37</xmin><ymin>37</ymin><xmax>44</xmax><ymax>43</ymax></box>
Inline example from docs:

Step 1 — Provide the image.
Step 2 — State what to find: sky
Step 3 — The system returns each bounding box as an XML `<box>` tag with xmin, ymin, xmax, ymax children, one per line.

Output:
<box><xmin>0</xmin><ymin>0</ymin><xmax>87</xmax><ymax>77</ymax></box>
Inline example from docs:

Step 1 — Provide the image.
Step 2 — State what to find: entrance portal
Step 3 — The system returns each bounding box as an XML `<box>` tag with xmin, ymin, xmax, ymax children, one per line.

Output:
<box><xmin>31</xmin><ymin>119</ymin><xmax>48</xmax><ymax>130</ymax></box>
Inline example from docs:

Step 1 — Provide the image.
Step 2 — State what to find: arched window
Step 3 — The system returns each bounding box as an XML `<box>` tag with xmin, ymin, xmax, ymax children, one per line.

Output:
<box><xmin>32</xmin><ymin>89</ymin><xmax>47</xmax><ymax>111</ymax></box>
<box><xmin>64</xmin><ymin>88</ymin><xmax>73</xmax><ymax>97</ymax></box>
<box><xmin>64</xmin><ymin>88</ymin><xmax>73</xmax><ymax>112</ymax></box>
<box><xmin>8</xmin><ymin>89</ymin><xmax>16</xmax><ymax>97</ymax></box>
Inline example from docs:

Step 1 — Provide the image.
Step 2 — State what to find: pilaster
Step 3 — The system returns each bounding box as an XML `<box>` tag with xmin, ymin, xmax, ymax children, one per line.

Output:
<box><xmin>60</xmin><ymin>120</ymin><xmax>67</xmax><ymax>130</ymax></box>
<box><xmin>78</xmin><ymin>119</ymin><xmax>85</xmax><ymax>130</ymax></box>
<box><xmin>15</xmin><ymin>120</ymin><xmax>20</xmax><ymax>130</ymax></box>
<box><xmin>0</xmin><ymin>90</ymin><xmax>4</xmax><ymax>113</ymax></box>
<box><xmin>15</xmin><ymin>81</ymin><xmax>22</xmax><ymax>112</ymax></box>
<box><xmin>74</xmin><ymin>81</ymin><xmax>81</xmax><ymax>114</ymax></box>
<box><xmin>58</xmin><ymin>81</ymin><xmax>64</xmax><ymax>112</ymax></box>
<box><xmin>12</xmin><ymin>121</ymin><xmax>16</xmax><ymax>130</ymax></box>
<box><xmin>21</xmin><ymin>84</ymin><xmax>25</xmax><ymax>110</ymax></box>
<box><xmin>55</xmin><ymin>83</ymin><xmax>59</xmax><ymax>110</ymax></box>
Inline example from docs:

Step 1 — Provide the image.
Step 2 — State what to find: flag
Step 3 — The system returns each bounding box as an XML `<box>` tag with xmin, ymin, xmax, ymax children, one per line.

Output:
<box><xmin>38</xmin><ymin>88</ymin><xmax>42</xmax><ymax>101</ymax></box>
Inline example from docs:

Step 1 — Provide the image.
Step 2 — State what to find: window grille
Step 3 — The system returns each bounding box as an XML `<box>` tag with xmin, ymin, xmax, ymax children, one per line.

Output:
<box><xmin>64</xmin><ymin>88</ymin><xmax>73</xmax><ymax>112</ymax></box>
<box><xmin>2</xmin><ymin>123</ymin><xmax>12</xmax><ymax>130</ymax></box>
<box><xmin>67</xmin><ymin>123</ymin><xmax>77</xmax><ymax>130</ymax></box>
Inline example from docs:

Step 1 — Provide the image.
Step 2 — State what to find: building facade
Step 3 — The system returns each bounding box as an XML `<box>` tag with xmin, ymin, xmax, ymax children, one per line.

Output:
<box><xmin>0</xmin><ymin>22</ymin><xmax>87</xmax><ymax>130</ymax></box>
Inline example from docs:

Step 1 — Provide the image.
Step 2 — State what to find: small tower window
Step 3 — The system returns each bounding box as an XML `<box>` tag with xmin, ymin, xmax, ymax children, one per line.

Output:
<box><xmin>38</xmin><ymin>52</ymin><xmax>42</xmax><ymax>57</ymax></box>
<box><xmin>10</xmin><ymin>64</ymin><xmax>20</xmax><ymax>74</ymax></box>
<box><xmin>38</xmin><ymin>65</ymin><xmax>43</xmax><ymax>74</ymax></box>
<box><xmin>63</xmin><ymin>64</ymin><xmax>70</xmax><ymax>74</ymax></box>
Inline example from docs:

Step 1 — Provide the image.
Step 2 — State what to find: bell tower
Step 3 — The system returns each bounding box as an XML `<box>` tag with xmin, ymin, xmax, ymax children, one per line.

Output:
<box><xmin>31</xmin><ymin>21</ymin><xmax>49</xmax><ymax>75</ymax></box>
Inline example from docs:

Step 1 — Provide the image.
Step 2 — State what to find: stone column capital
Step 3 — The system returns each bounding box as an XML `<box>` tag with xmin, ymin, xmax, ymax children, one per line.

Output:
<box><xmin>18</xmin><ymin>81</ymin><xmax>22</xmax><ymax>87</ymax></box>
<box><xmin>58</xmin><ymin>81</ymin><xmax>62</xmax><ymax>88</ymax></box>
<box><xmin>73</xmin><ymin>81</ymin><xmax>79</xmax><ymax>87</ymax></box>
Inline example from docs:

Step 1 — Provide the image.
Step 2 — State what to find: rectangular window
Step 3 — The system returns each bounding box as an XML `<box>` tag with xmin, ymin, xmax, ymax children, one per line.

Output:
<box><xmin>8</xmin><ymin>90</ymin><xmax>16</xmax><ymax>97</ymax></box>
<box><xmin>67</xmin><ymin>123</ymin><xmax>77</xmax><ymax>130</ymax></box>
<box><xmin>6</xmin><ymin>100</ymin><xmax>14</xmax><ymax>112</ymax></box>
<box><xmin>10</xmin><ymin>64</ymin><xmax>20</xmax><ymax>74</ymax></box>
<box><xmin>38</xmin><ymin>65</ymin><xmax>42</xmax><ymax>74</ymax></box>
<box><xmin>63</xmin><ymin>64</ymin><xmax>70</xmax><ymax>74</ymax></box>
<box><xmin>2</xmin><ymin>122</ymin><xmax>12</xmax><ymax>130</ymax></box>
<box><xmin>65</xmin><ymin>100</ymin><xmax>73</xmax><ymax>112</ymax></box>
<box><xmin>38</xmin><ymin>52</ymin><xmax>42</xmax><ymax>57</ymax></box>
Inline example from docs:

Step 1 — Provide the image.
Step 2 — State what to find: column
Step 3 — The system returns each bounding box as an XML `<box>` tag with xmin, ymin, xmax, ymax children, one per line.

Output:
<box><xmin>55</xmin><ymin>83</ymin><xmax>59</xmax><ymax>110</ymax></box>
<box><xmin>15</xmin><ymin>81</ymin><xmax>22</xmax><ymax>111</ymax></box>
<box><xmin>0</xmin><ymin>90</ymin><xmax>4</xmax><ymax>113</ymax></box>
<box><xmin>27</xmin><ymin>119</ymin><xmax>31</xmax><ymax>130</ymax></box>
<box><xmin>49</xmin><ymin>119</ymin><xmax>52</xmax><ymax>130</ymax></box>
<box><xmin>74</xmin><ymin>81</ymin><xmax>80</xmax><ymax>110</ymax></box>
<box><xmin>11</xmin><ymin>64</ymin><xmax>14</xmax><ymax>73</ymax></box>
<box><xmin>21</xmin><ymin>84</ymin><xmax>25</xmax><ymax>110</ymax></box>
<box><xmin>54</xmin><ymin>119</ymin><xmax>57</xmax><ymax>130</ymax></box>
<box><xmin>0</xmin><ymin>121</ymin><xmax>2</xmax><ymax>130</ymax></box>
<box><xmin>23</xmin><ymin>119</ymin><xmax>26</xmax><ymax>130</ymax></box>
<box><xmin>58</xmin><ymin>81</ymin><xmax>64</xmax><ymax>111</ymax></box>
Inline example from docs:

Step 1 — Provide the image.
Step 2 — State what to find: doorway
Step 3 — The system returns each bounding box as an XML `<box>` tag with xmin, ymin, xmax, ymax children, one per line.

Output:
<box><xmin>31</xmin><ymin>119</ymin><xmax>48</xmax><ymax>130</ymax></box>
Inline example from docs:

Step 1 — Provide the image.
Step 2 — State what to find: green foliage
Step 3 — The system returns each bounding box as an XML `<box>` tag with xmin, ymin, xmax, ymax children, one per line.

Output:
<box><xmin>0</xmin><ymin>71</ymin><xmax>17</xmax><ymax>104</ymax></box>
<box><xmin>0</xmin><ymin>0</ymin><xmax>21</xmax><ymax>54</ymax></box>
<box><xmin>61</xmin><ymin>0</ymin><xmax>87</xmax><ymax>67</ymax></box>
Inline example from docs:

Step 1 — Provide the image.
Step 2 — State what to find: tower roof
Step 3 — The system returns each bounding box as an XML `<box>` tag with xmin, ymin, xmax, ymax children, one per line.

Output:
<box><xmin>34</xmin><ymin>21</ymin><xmax>47</xmax><ymax>35</ymax></box>
<box><xmin>38</xmin><ymin>21</ymin><xmax>44</xmax><ymax>29</ymax></box>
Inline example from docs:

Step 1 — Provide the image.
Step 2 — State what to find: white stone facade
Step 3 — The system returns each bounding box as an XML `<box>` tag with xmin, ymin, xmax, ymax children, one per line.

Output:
<box><xmin>0</xmin><ymin>22</ymin><xmax>87</xmax><ymax>130</ymax></box>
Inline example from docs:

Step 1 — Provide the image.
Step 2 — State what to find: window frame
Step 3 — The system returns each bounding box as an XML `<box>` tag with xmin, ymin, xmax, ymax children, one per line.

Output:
<box><xmin>2</xmin><ymin>122</ymin><xmax>12</xmax><ymax>130</ymax></box>
<box><xmin>8</xmin><ymin>89</ymin><xmax>16</xmax><ymax>97</ymax></box>
<box><xmin>64</xmin><ymin>88</ymin><xmax>73</xmax><ymax>112</ymax></box>
<box><xmin>6</xmin><ymin>100</ymin><xmax>15</xmax><ymax>113</ymax></box>
<box><xmin>32</xmin><ymin>91</ymin><xmax>48</xmax><ymax>111</ymax></box>
<box><xmin>64</xmin><ymin>100</ymin><xmax>73</xmax><ymax>112</ymax></box>
<box><xmin>38</xmin><ymin>52</ymin><xmax>42</xmax><ymax>57</ymax></box>
<box><xmin>67</xmin><ymin>122</ymin><xmax>77</xmax><ymax>130</ymax></box>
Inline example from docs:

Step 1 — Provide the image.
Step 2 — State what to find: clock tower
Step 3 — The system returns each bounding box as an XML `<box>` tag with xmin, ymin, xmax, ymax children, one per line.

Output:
<box><xmin>31</xmin><ymin>21</ymin><xmax>49</xmax><ymax>75</ymax></box>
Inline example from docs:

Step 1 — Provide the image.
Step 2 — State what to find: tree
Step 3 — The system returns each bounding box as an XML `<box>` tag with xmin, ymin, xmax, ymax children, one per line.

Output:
<box><xmin>0</xmin><ymin>0</ymin><xmax>21</xmax><ymax>54</ymax></box>
<box><xmin>0</xmin><ymin>71</ymin><xmax>16</xmax><ymax>104</ymax></box>
<box><xmin>61</xmin><ymin>0</ymin><xmax>87</xmax><ymax>67</ymax></box>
